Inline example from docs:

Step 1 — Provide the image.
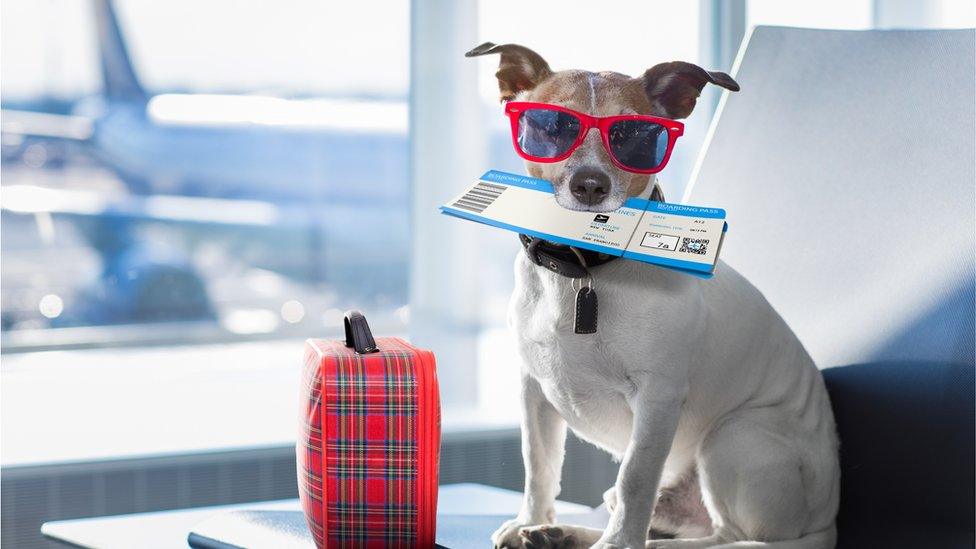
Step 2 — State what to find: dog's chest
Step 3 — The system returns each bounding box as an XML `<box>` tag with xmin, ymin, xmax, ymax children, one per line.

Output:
<box><xmin>510</xmin><ymin>254</ymin><xmax>636</xmax><ymax>452</ymax></box>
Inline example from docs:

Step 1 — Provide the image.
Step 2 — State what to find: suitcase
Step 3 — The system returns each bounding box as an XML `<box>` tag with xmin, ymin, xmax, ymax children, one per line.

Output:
<box><xmin>298</xmin><ymin>310</ymin><xmax>440</xmax><ymax>548</ymax></box>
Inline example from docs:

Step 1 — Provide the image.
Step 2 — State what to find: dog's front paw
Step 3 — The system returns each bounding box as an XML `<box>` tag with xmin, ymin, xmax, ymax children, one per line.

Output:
<box><xmin>518</xmin><ymin>524</ymin><xmax>587</xmax><ymax>549</ymax></box>
<box><xmin>492</xmin><ymin>518</ymin><xmax>536</xmax><ymax>548</ymax></box>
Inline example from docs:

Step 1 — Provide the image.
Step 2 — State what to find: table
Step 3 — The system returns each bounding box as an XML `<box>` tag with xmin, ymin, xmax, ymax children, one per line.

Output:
<box><xmin>42</xmin><ymin>483</ymin><xmax>607</xmax><ymax>548</ymax></box>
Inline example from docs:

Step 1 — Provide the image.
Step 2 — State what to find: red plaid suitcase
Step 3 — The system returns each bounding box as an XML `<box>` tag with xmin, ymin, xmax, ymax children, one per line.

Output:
<box><xmin>298</xmin><ymin>310</ymin><xmax>440</xmax><ymax>548</ymax></box>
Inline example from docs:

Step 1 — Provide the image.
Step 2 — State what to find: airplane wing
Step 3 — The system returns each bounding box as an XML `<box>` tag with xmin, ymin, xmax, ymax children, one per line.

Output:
<box><xmin>1</xmin><ymin>109</ymin><xmax>94</xmax><ymax>142</ymax></box>
<box><xmin>0</xmin><ymin>183</ymin><xmax>296</xmax><ymax>228</ymax></box>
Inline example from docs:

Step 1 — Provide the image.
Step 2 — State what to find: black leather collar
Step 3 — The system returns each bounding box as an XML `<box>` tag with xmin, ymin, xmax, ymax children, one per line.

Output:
<box><xmin>519</xmin><ymin>233</ymin><xmax>617</xmax><ymax>279</ymax></box>
<box><xmin>518</xmin><ymin>186</ymin><xmax>664</xmax><ymax>279</ymax></box>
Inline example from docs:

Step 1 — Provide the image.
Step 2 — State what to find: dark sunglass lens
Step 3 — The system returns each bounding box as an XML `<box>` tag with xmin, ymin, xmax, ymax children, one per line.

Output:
<box><xmin>608</xmin><ymin>120</ymin><xmax>669</xmax><ymax>170</ymax></box>
<box><xmin>517</xmin><ymin>109</ymin><xmax>581</xmax><ymax>158</ymax></box>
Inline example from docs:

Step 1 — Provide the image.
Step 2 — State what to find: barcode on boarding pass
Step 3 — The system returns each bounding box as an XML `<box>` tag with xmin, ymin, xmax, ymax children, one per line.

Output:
<box><xmin>679</xmin><ymin>237</ymin><xmax>709</xmax><ymax>255</ymax></box>
<box><xmin>452</xmin><ymin>182</ymin><xmax>506</xmax><ymax>213</ymax></box>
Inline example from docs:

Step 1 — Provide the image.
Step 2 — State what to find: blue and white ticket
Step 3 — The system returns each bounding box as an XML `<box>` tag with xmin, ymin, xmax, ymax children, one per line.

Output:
<box><xmin>440</xmin><ymin>170</ymin><xmax>727</xmax><ymax>277</ymax></box>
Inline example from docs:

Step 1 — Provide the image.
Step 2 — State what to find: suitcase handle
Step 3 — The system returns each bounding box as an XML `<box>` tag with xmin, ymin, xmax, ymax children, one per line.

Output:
<box><xmin>344</xmin><ymin>310</ymin><xmax>378</xmax><ymax>353</ymax></box>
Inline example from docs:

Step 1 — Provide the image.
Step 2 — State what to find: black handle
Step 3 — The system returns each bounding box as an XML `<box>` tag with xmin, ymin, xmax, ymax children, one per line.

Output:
<box><xmin>344</xmin><ymin>310</ymin><xmax>378</xmax><ymax>354</ymax></box>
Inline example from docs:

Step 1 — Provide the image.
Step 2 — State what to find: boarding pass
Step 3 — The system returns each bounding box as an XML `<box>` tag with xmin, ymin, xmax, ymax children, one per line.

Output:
<box><xmin>440</xmin><ymin>170</ymin><xmax>728</xmax><ymax>277</ymax></box>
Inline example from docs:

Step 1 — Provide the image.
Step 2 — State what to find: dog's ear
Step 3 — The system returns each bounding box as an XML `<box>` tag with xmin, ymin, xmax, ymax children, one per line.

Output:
<box><xmin>641</xmin><ymin>61</ymin><xmax>739</xmax><ymax>119</ymax></box>
<box><xmin>465</xmin><ymin>42</ymin><xmax>553</xmax><ymax>102</ymax></box>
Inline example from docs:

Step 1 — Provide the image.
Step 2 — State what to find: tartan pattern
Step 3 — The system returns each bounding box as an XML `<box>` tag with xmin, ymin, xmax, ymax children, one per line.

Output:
<box><xmin>299</xmin><ymin>338</ymin><xmax>434</xmax><ymax>549</ymax></box>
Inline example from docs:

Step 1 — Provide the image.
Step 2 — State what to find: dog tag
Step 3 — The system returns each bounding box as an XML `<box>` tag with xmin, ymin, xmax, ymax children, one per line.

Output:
<box><xmin>574</xmin><ymin>287</ymin><xmax>598</xmax><ymax>334</ymax></box>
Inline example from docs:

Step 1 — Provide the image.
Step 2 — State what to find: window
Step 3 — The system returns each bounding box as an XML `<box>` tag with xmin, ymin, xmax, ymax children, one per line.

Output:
<box><xmin>1</xmin><ymin>0</ymin><xmax>410</xmax><ymax>465</ymax></box>
<box><xmin>747</xmin><ymin>0</ymin><xmax>975</xmax><ymax>30</ymax></box>
<box><xmin>747</xmin><ymin>0</ymin><xmax>874</xmax><ymax>30</ymax></box>
<box><xmin>114</xmin><ymin>0</ymin><xmax>408</xmax><ymax>96</ymax></box>
<box><xmin>6</xmin><ymin>0</ymin><xmax>970</xmax><ymax>468</ymax></box>
<box><xmin>1</xmin><ymin>0</ymin><xmax>411</xmax><ymax>351</ymax></box>
<box><xmin>0</xmin><ymin>1</ymin><xmax>101</xmax><ymax>101</ymax></box>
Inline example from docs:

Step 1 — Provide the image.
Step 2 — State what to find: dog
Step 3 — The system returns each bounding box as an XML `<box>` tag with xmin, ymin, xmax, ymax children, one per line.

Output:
<box><xmin>465</xmin><ymin>42</ymin><xmax>840</xmax><ymax>548</ymax></box>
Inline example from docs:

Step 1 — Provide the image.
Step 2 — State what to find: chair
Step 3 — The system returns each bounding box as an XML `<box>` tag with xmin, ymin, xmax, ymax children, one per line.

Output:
<box><xmin>686</xmin><ymin>26</ymin><xmax>975</xmax><ymax>548</ymax></box>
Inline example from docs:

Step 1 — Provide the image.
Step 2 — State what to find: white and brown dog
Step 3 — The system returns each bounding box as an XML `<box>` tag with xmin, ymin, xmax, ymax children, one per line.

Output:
<box><xmin>466</xmin><ymin>43</ymin><xmax>840</xmax><ymax>549</ymax></box>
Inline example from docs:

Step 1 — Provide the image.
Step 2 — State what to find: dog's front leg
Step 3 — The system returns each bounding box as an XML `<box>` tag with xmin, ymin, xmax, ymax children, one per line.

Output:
<box><xmin>492</xmin><ymin>373</ymin><xmax>567</xmax><ymax>548</ymax></box>
<box><xmin>595</xmin><ymin>380</ymin><xmax>687</xmax><ymax>549</ymax></box>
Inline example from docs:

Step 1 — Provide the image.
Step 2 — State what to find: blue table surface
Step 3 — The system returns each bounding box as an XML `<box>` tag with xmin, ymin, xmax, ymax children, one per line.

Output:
<box><xmin>42</xmin><ymin>483</ymin><xmax>608</xmax><ymax>549</ymax></box>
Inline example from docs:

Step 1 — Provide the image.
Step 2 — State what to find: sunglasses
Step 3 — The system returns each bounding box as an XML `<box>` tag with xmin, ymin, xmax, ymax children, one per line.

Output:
<box><xmin>504</xmin><ymin>102</ymin><xmax>684</xmax><ymax>174</ymax></box>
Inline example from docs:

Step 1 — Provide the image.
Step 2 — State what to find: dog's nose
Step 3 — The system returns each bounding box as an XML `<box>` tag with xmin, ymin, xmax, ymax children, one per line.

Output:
<box><xmin>569</xmin><ymin>169</ymin><xmax>611</xmax><ymax>206</ymax></box>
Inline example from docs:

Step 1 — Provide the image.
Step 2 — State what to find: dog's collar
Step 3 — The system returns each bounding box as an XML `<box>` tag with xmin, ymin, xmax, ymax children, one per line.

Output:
<box><xmin>518</xmin><ymin>234</ymin><xmax>617</xmax><ymax>279</ymax></box>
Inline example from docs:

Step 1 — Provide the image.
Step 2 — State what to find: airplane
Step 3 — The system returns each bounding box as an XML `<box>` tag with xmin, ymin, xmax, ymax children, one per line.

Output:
<box><xmin>1</xmin><ymin>0</ymin><xmax>434</xmax><ymax>336</ymax></box>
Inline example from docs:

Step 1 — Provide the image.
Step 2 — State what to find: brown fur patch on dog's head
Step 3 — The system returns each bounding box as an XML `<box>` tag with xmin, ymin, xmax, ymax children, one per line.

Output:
<box><xmin>467</xmin><ymin>42</ymin><xmax>738</xmax><ymax>211</ymax></box>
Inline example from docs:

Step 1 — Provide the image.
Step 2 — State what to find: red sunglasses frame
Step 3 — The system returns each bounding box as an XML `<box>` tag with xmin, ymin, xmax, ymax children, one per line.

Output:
<box><xmin>504</xmin><ymin>101</ymin><xmax>685</xmax><ymax>175</ymax></box>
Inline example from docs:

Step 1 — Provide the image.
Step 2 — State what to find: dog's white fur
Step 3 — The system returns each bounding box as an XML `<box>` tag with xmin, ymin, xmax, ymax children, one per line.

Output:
<box><xmin>479</xmin><ymin>55</ymin><xmax>841</xmax><ymax>548</ymax></box>
<box><xmin>494</xmin><ymin>255</ymin><xmax>840</xmax><ymax>548</ymax></box>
